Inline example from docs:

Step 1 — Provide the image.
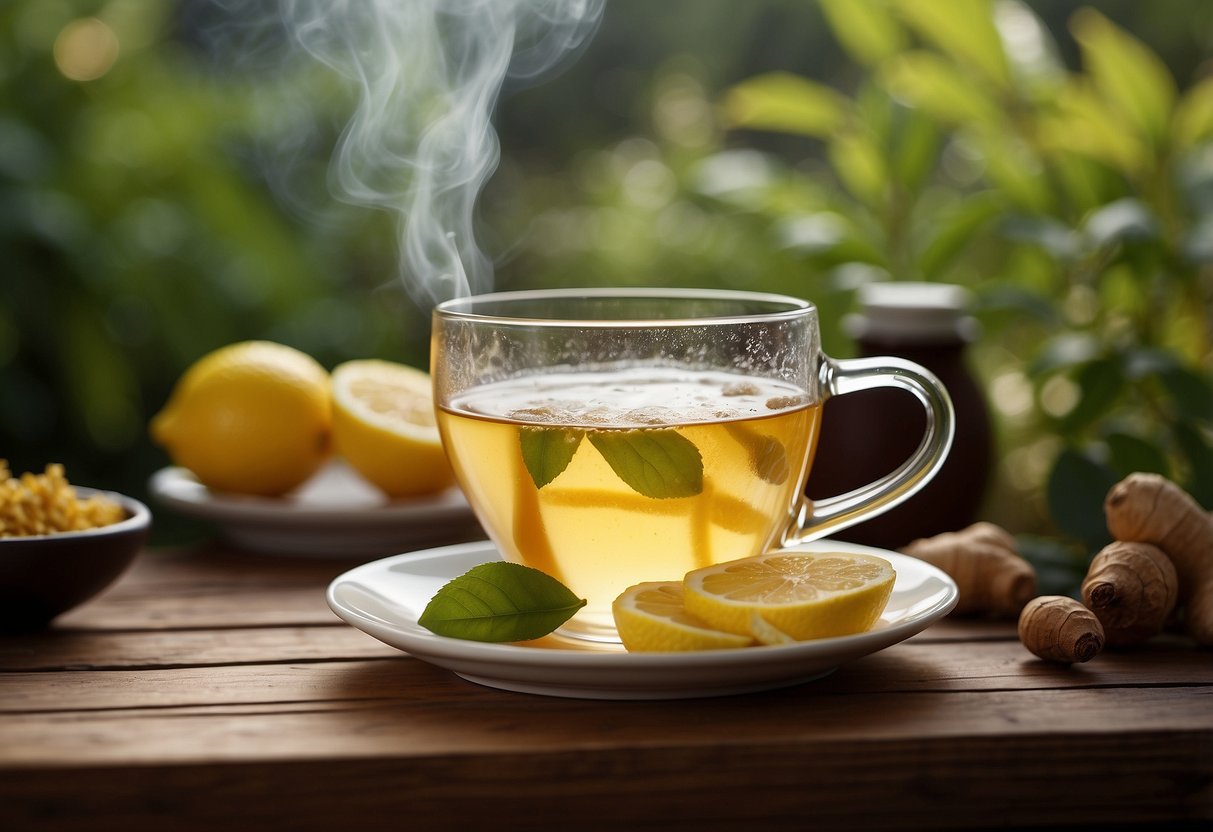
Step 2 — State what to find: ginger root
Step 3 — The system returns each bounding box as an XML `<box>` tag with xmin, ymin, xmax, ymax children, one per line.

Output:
<box><xmin>901</xmin><ymin>522</ymin><xmax>1037</xmax><ymax>618</ymax></box>
<box><xmin>1105</xmin><ymin>473</ymin><xmax>1213</xmax><ymax>646</ymax></box>
<box><xmin>1018</xmin><ymin>595</ymin><xmax>1105</xmax><ymax>664</ymax></box>
<box><xmin>1080</xmin><ymin>541</ymin><xmax>1178</xmax><ymax>646</ymax></box>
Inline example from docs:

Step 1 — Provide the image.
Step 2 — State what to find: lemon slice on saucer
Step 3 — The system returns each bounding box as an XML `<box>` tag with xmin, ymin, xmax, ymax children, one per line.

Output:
<box><xmin>612</xmin><ymin>581</ymin><xmax>754</xmax><ymax>652</ymax></box>
<box><xmin>331</xmin><ymin>360</ymin><xmax>455</xmax><ymax>498</ymax></box>
<box><xmin>683</xmin><ymin>550</ymin><xmax>896</xmax><ymax>641</ymax></box>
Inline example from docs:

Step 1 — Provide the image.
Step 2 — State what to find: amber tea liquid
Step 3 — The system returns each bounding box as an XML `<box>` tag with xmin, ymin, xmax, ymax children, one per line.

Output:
<box><xmin>437</xmin><ymin>368</ymin><xmax>821</xmax><ymax>640</ymax></box>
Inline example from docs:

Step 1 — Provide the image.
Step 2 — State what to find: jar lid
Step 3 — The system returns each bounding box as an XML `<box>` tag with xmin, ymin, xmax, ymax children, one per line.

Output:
<box><xmin>845</xmin><ymin>281</ymin><xmax>980</xmax><ymax>343</ymax></box>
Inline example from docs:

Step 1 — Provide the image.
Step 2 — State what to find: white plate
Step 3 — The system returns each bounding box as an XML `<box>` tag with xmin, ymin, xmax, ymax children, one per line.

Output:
<box><xmin>326</xmin><ymin>539</ymin><xmax>959</xmax><ymax>699</ymax></box>
<box><xmin>149</xmin><ymin>461</ymin><xmax>480</xmax><ymax>557</ymax></box>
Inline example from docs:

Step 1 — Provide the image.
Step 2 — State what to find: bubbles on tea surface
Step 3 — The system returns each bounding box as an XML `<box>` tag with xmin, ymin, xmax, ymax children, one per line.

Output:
<box><xmin>722</xmin><ymin>381</ymin><xmax>761</xmax><ymax>397</ymax></box>
<box><xmin>765</xmin><ymin>394</ymin><xmax>810</xmax><ymax>411</ymax></box>
<box><xmin>453</xmin><ymin>368</ymin><xmax>812</xmax><ymax>428</ymax></box>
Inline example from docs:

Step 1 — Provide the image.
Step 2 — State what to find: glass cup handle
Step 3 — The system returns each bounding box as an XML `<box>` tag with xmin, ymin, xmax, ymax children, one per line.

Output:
<box><xmin>783</xmin><ymin>356</ymin><xmax>955</xmax><ymax>546</ymax></box>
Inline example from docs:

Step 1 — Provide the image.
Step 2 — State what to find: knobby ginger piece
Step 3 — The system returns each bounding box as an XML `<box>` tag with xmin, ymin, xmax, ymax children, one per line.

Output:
<box><xmin>901</xmin><ymin>522</ymin><xmax>1037</xmax><ymax>618</ymax></box>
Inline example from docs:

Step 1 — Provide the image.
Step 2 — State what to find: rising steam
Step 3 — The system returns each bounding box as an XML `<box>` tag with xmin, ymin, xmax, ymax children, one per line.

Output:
<box><xmin>280</xmin><ymin>0</ymin><xmax>603</xmax><ymax>306</ymax></box>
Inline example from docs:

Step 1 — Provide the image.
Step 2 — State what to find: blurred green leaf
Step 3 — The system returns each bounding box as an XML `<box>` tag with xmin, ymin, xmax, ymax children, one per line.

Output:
<box><xmin>891</xmin><ymin>106</ymin><xmax>941</xmax><ymax>193</ymax></box>
<box><xmin>1015</xmin><ymin>534</ymin><xmax>1088</xmax><ymax>597</ymax></box>
<box><xmin>977</xmin><ymin>133</ymin><xmax>1053</xmax><ymax>213</ymax></box>
<box><xmin>1050</xmin><ymin>153</ymin><xmax>1125</xmax><ymax>216</ymax></box>
<box><xmin>1181</xmin><ymin>213</ymin><xmax>1213</xmax><ymax>264</ymax></box>
<box><xmin>1001</xmin><ymin>215</ymin><xmax>1081</xmax><ymax>261</ymax></box>
<box><xmin>994</xmin><ymin>1</ymin><xmax>1067</xmax><ymax>95</ymax></box>
<box><xmin>828</xmin><ymin>130</ymin><xmax>887</xmax><ymax>206</ymax></box>
<box><xmin>1037</xmin><ymin>82</ymin><xmax>1150</xmax><ymax>174</ymax></box>
<box><xmin>1173</xmin><ymin>76</ymin><xmax>1213</xmax><ymax>148</ymax></box>
<box><xmin>1070</xmin><ymin>8</ymin><xmax>1177</xmax><ymax>147</ymax></box>
<box><xmin>776</xmin><ymin>213</ymin><xmax>887</xmax><ymax>267</ymax></box>
<box><xmin>720</xmin><ymin>72</ymin><xmax>849</xmax><ymax>138</ymax></box>
<box><xmin>1060</xmin><ymin>358</ymin><xmax>1124</xmax><ymax>434</ymax></box>
<box><xmin>1177</xmin><ymin>146</ymin><xmax>1213</xmax><ymax>216</ymax></box>
<box><xmin>893</xmin><ymin>0</ymin><xmax>1011</xmax><ymax>89</ymax></box>
<box><xmin>1123</xmin><ymin>345</ymin><xmax>1184</xmax><ymax>379</ymax></box>
<box><xmin>976</xmin><ymin>283</ymin><xmax>1064</xmax><ymax>326</ymax></box>
<box><xmin>1030</xmin><ymin>333</ymin><xmax>1101</xmax><ymax>376</ymax></box>
<box><xmin>1104</xmin><ymin>431</ymin><xmax>1170</xmax><ymax>479</ymax></box>
<box><xmin>882</xmin><ymin>51</ymin><xmax>1002</xmax><ymax>128</ymax></box>
<box><xmin>819</xmin><ymin>0</ymin><xmax>905</xmax><ymax>66</ymax></box>
<box><xmin>1046</xmin><ymin>446</ymin><xmax>1118</xmax><ymax>550</ymax></box>
<box><xmin>1175</xmin><ymin>422</ymin><xmax>1213</xmax><ymax>508</ymax></box>
<box><xmin>1158</xmin><ymin>365</ymin><xmax>1213</xmax><ymax>423</ymax></box>
<box><xmin>1083</xmin><ymin>198</ymin><xmax>1159</xmax><ymax>249</ymax></box>
<box><xmin>917</xmin><ymin>190</ymin><xmax>1003</xmax><ymax>278</ymax></box>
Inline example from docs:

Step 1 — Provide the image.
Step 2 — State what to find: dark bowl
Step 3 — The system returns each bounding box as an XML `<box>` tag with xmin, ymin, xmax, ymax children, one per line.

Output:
<box><xmin>0</xmin><ymin>488</ymin><xmax>151</xmax><ymax>631</ymax></box>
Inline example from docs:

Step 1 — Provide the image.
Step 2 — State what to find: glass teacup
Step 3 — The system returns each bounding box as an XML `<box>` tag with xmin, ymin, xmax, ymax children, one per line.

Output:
<box><xmin>432</xmin><ymin>288</ymin><xmax>953</xmax><ymax>642</ymax></box>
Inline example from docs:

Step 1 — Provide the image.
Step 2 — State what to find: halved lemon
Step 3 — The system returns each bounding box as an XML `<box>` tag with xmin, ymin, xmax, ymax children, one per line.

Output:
<box><xmin>613</xmin><ymin>581</ymin><xmax>754</xmax><ymax>652</ymax></box>
<box><xmin>331</xmin><ymin>359</ymin><xmax>455</xmax><ymax>498</ymax></box>
<box><xmin>683</xmin><ymin>551</ymin><xmax>896</xmax><ymax>641</ymax></box>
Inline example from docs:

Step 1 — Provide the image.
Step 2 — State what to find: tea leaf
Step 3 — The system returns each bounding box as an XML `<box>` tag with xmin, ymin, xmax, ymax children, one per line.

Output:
<box><xmin>726</xmin><ymin>424</ymin><xmax>789</xmax><ymax>485</ymax></box>
<box><xmin>520</xmin><ymin>427</ymin><xmax>584</xmax><ymax>489</ymax></box>
<box><xmin>589</xmin><ymin>429</ymin><xmax>704</xmax><ymax>498</ymax></box>
<box><xmin>418</xmin><ymin>562</ymin><xmax>586</xmax><ymax>642</ymax></box>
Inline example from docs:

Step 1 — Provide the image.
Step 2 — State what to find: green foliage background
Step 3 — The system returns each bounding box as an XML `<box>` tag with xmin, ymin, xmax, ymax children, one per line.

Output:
<box><xmin>2</xmin><ymin>0</ymin><xmax>1210</xmax><ymax>580</ymax></box>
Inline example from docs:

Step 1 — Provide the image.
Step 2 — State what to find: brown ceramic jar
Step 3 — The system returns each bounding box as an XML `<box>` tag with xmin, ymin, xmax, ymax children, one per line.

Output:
<box><xmin>806</xmin><ymin>282</ymin><xmax>993</xmax><ymax>549</ymax></box>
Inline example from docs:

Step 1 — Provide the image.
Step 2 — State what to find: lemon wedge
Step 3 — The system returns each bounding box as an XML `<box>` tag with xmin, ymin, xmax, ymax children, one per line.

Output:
<box><xmin>331</xmin><ymin>359</ymin><xmax>455</xmax><ymax>498</ymax></box>
<box><xmin>682</xmin><ymin>550</ymin><xmax>896</xmax><ymax>641</ymax></box>
<box><xmin>612</xmin><ymin>581</ymin><xmax>754</xmax><ymax>652</ymax></box>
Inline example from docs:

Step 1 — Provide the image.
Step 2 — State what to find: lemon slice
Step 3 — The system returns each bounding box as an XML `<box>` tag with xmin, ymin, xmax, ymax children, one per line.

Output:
<box><xmin>331</xmin><ymin>359</ymin><xmax>455</xmax><ymax>498</ymax></box>
<box><xmin>613</xmin><ymin>582</ymin><xmax>754</xmax><ymax>652</ymax></box>
<box><xmin>747</xmin><ymin>612</ymin><xmax>797</xmax><ymax>646</ymax></box>
<box><xmin>683</xmin><ymin>551</ymin><xmax>896</xmax><ymax>641</ymax></box>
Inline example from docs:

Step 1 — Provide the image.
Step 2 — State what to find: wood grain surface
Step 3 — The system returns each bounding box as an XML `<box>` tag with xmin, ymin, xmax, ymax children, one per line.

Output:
<box><xmin>2</xmin><ymin>544</ymin><xmax>1210</xmax><ymax>831</ymax></box>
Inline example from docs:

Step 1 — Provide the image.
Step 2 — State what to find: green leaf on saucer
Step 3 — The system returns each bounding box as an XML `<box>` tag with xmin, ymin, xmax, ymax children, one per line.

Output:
<box><xmin>418</xmin><ymin>562</ymin><xmax>586</xmax><ymax>643</ymax></box>
<box><xmin>588</xmin><ymin>429</ymin><xmax>703</xmax><ymax>498</ymax></box>
<box><xmin>520</xmin><ymin>427</ymin><xmax>584</xmax><ymax>489</ymax></box>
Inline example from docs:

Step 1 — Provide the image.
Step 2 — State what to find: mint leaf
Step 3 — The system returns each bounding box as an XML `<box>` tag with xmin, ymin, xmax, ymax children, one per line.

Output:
<box><xmin>588</xmin><ymin>428</ymin><xmax>704</xmax><ymax>498</ymax></box>
<box><xmin>725</xmin><ymin>424</ymin><xmax>789</xmax><ymax>485</ymax></box>
<box><xmin>519</xmin><ymin>427</ymin><xmax>584</xmax><ymax>489</ymax></box>
<box><xmin>418</xmin><ymin>562</ymin><xmax>586</xmax><ymax>642</ymax></box>
<box><xmin>747</xmin><ymin>434</ymin><xmax>790</xmax><ymax>484</ymax></box>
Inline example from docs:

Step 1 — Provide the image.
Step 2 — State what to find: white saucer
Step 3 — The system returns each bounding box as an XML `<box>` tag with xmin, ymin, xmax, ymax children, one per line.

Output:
<box><xmin>149</xmin><ymin>461</ymin><xmax>480</xmax><ymax>557</ymax></box>
<box><xmin>326</xmin><ymin>539</ymin><xmax>959</xmax><ymax>699</ymax></box>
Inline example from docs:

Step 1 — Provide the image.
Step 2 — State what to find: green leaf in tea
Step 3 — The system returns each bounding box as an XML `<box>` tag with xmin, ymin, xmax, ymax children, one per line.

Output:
<box><xmin>418</xmin><ymin>562</ymin><xmax>586</xmax><ymax>642</ymax></box>
<box><xmin>520</xmin><ymin>427</ymin><xmax>584</xmax><ymax>489</ymax></box>
<box><xmin>725</xmin><ymin>423</ymin><xmax>789</xmax><ymax>485</ymax></box>
<box><xmin>588</xmin><ymin>428</ymin><xmax>704</xmax><ymax>498</ymax></box>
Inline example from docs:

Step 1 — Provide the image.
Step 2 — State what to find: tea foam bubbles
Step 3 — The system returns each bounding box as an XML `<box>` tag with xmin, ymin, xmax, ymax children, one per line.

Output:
<box><xmin>452</xmin><ymin>368</ymin><xmax>811</xmax><ymax>429</ymax></box>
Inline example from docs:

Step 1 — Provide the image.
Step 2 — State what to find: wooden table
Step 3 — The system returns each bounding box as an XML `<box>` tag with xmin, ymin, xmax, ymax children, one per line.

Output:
<box><xmin>2</xmin><ymin>541</ymin><xmax>1211</xmax><ymax>831</ymax></box>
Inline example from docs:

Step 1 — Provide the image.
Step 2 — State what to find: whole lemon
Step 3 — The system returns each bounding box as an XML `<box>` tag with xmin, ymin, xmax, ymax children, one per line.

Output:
<box><xmin>151</xmin><ymin>341</ymin><xmax>332</xmax><ymax>497</ymax></box>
